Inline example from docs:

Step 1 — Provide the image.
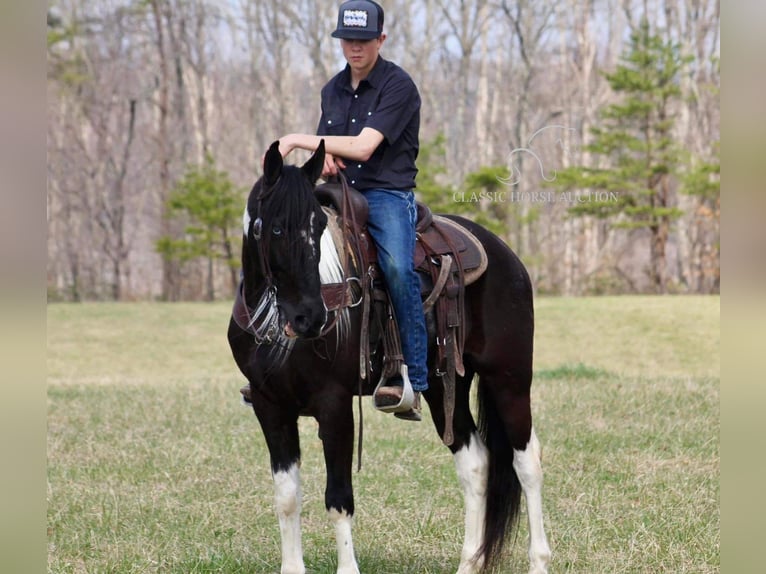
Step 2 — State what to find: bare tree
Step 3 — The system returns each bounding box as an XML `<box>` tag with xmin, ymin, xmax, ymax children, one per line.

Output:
<box><xmin>434</xmin><ymin>0</ymin><xmax>491</xmax><ymax>180</ymax></box>
<box><xmin>148</xmin><ymin>0</ymin><xmax>180</xmax><ymax>300</ymax></box>
<box><xmin>46</xmin><ymin>0</ymin><xmax>719</xmax><ymax>299</ymax></box>
<box><xmin>664</xmin><ymin>0</ymin><xmax>720</xmax><ymax>293</ymax></box>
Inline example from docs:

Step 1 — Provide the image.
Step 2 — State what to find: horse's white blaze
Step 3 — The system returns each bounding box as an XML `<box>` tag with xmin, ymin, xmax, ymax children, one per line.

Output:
<box><xmin>273</xmin><ymin>463</ymin><xmax>306</xmax><ymax>574</ymax></box>
<box><xmin>328</xmin><ymin>509</ymin><xmax>360</xmax><ymax>574</ymax></box>
<box><xmin>454</xmin><ymin>432</ymin><xmax>489</xmax><ymax>574</ymax></box>
<box><xmin>243</xmin><ymin>205</ymin><xmax>251</xmax><ymax>237</ymax></box>
<box><xmin>300</xmin><ymin>212</ymin><xmax>318</xmax><ymax>257</ymax></box>
<box><xmin>513</xmin><ymin>428</ymin><xmax>551</xmax><ymax>574</ymax></box>
<box><xmin>308</xmin><ymin>212</ymin><xmax>317</xmax><ymax>256</ymax></box>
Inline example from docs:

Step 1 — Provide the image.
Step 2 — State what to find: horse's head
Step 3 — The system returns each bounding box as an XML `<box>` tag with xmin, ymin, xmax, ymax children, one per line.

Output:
<box><xmin>243</xmin><ymin>140</ymin><xmax>329</xmax><ymax>340</ymax></box>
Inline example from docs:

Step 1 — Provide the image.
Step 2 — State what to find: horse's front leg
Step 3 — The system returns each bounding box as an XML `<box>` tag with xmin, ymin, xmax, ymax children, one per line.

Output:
<box><xmin>317</xmin><ymin>390</ymin><xmax>359</xmax><ymax>574</ymax></box>
<box><xmin>273</xmin><ymin>462</ymin><xmax>304</xmax><ymax>574</ymax></box>
<box><xmin>255</xmin><ymin>405</ymin><xmax>305</xmax><ymax>574</ymax></box>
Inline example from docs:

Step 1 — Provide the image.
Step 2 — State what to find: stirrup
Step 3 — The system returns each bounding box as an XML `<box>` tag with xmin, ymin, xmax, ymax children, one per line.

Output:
<box><xmin>373</xmin><ymin>364</ymin><xmax>415</xmax><ymax>414</ymax></box>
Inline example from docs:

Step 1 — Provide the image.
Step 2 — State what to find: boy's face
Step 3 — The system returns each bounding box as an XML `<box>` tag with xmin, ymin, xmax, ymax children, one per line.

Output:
<box><xmin>341</xmin><ymin>35</ymin><xmax>386</xmax><ymax>75</ymax></box>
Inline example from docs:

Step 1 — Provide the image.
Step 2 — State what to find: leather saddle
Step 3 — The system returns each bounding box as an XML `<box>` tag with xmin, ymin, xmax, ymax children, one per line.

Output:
<box><xmin>315</xmin><ymin>181</ymin><xmax>487</xmax><ymax>447</ymax></box>
<box><xmin>314</xmin><ymin>182</ymin><xmax>487</xmax><ymax>291</ymax></box>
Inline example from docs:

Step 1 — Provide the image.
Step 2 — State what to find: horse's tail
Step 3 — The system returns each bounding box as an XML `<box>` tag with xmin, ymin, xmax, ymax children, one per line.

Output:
<box><xmin>477</xmin><ymin>377</ymin><xmax>522</xmax><ymax>571</ymax></box>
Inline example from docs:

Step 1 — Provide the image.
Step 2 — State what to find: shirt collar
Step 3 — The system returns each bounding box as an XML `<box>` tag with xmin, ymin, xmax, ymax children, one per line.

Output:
<box><xmin>341</xmin><ymin>55</ymin><xmax>387</xmax><ymax>92</ymax></box>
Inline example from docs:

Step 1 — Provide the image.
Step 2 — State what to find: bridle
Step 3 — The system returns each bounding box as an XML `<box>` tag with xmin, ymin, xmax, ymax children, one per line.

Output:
<box><xmin>235</xmin><ymin>174</ymin><xmax>357</xmax><ymax>345</ymax></box>
<box><xmin>233</xmin><ymin>172</ymin><xmax>371</xmax><ymax>352</ymax></box>
<box><xmin>249</xmin><ymin>175</ymin><xmax>281</xmax><ymax>293</ymax></box>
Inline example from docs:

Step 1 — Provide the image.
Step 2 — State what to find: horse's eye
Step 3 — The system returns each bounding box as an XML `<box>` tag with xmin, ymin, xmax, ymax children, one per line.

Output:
<box><xmin>272</xmin><ymin>226</ymin><xmax>283</xmax><ymax>237</ymax></box>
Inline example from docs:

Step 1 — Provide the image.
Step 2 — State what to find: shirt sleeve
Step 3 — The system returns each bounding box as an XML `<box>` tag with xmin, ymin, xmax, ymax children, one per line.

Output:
<box><xmin>365</xmin><ymin>75</ymin><xmax>420</xmax><ymax>144</ymax></box>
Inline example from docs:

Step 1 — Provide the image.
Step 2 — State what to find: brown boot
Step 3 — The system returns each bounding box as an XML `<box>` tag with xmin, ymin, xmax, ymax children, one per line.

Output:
<box><xmin>373</xmin><ymin>382</ymin><xmax>422</xmax><ymax>422</ymax></box>
<box><xmin>373</xmin><ymin>384</ymin><xmax>406</xmax><ymax>408</ymax></box>
<box><xmin>394</xmin><ymin>392</ymin><xmax>422</xmax><ymax>422</ymax></box>
<box><xmin>240</xmin><ymin>384</ymin><xmax>252</xmax><ymax>405</ymax></box>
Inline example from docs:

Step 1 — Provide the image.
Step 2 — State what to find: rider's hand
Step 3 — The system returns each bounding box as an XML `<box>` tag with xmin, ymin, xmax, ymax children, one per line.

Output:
<box><xmin>321</xmin><ymin>153</ymin><xmax>346</xmax><ymax>179</ymax></box>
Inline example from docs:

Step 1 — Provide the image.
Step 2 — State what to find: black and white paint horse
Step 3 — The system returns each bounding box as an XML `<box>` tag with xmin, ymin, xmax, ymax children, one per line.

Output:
<box><xmin>228</xmin><ymin>141</ymin><xmax>550</xmax><ymax>574</ymax></box>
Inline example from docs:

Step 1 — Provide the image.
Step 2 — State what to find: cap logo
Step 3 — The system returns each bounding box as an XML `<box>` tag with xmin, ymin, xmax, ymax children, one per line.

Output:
<box><xmin>342</xmin><ymin>9</ymin><xmax>368</xmax><ymax>28</ymax></box>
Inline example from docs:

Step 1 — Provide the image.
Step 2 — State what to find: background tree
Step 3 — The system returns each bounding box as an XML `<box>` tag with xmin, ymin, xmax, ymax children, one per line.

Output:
<box><xmin>680</xmin><ymin>142</ymin><xmax>720</xmax><ymax>292</ymax></box>
<box><xmin>156</xmin><ymin>156</ymin><xmax>243</xmax><ymax>301</ymax></box>
<box><xmin>551</xmin><ymin>18</ymin><xmax>689</xmax><ymax>293</ymax></box>
<box><xmin>414</xmin><ymin>134</ymin><xmax>455</xmax><ymax>213</ymax></box>
<box><xmin>47</xmin><ymin>0</ymin><xmax>719</xmax><ymax>300</ymax></box>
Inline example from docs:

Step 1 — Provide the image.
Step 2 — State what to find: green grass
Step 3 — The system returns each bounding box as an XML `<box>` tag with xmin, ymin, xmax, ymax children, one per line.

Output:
<box><xmin>47</xmin><ymin>296</ymin><xmax>719</xmax><ymax>573</ymax></box>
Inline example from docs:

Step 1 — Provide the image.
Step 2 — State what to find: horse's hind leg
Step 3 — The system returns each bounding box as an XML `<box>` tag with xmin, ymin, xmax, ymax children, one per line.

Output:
<box><xmin>513</xmin><ymin>426</ymin><xmax>551</xmax><ymax>574</ymax></box>
<box><xmin>424</xmin><ymin>370</ymin><xmax>488</xmax><ymax>574</ymax></box>
<box><xmin>454</xmin><ymin>433</ymin><xmax>489</xmax><ymax>574</ymax></box>
<box><xmin>254</xmin><ymin>405</ymin><xmax>305</xmax><ymax>574</ymax></box>
<box><xmin>492</xmin><ymin>383</ymin><xmax>551</xmax><ymax>574</ymax></box>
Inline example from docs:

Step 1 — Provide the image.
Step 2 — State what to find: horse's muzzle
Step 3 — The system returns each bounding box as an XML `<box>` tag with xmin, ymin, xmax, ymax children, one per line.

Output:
<box><xmin>285</xmin><ymin>302</ymin><xmax>327</xmax><ymax>339</ymax></box>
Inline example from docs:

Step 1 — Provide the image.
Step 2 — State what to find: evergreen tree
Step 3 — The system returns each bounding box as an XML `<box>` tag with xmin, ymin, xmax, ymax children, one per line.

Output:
<box><xmin>156</xmin><ymin>155</ymin><xmax>243</xmax><ymax>300</ymax></box>
<box><xmin>681</xmin><ymin>142</ymin><xmax>720</xmax><ymax>292</ymax></box>
<box><xmin>552</xmin><ymin>18</ymin><xmax>690</xmax><ymax>293</ymax></box>
<box><xmin>463</xmin><ymin>166</ymin><xmax>540</xmax><ymax>245</ymax></box>
<box><xmin>415</xmin><ymin>134</ymin><xmax>457</xmax><ymax>213</ymax></box>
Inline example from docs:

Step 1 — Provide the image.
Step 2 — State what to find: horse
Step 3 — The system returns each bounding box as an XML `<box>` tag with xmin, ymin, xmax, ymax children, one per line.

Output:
<box><xmin>227</xmin><ymin>140</ymin><xmax>551</xmax><ymax>574</ymax></box>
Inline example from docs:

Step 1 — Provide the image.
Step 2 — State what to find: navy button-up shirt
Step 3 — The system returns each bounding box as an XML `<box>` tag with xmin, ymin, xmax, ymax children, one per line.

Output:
<box><xmin>316</xmin><ymin>56</ymin><xmax>420</xmax><ymax>191</ymax></box>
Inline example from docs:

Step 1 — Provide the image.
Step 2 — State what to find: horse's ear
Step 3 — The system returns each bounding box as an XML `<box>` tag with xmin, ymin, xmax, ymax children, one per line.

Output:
<box><xmin>264</xmin><ymin>140</ymin><xmax>283</xmax><ymax>186</ymax></box>
<box><xmin>301</xmin><ymin>139</ymin><xmax>325</xmax><ymax>184</ymax></box>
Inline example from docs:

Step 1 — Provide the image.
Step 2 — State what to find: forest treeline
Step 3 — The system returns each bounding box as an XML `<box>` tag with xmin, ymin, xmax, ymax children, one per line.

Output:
<box><xmin>47</xmin><ymin>0</ymin><xmax>719</xmax><ymax>300</ymax></box>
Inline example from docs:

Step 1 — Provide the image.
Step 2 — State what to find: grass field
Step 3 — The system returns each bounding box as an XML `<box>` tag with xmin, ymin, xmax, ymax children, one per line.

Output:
<box><xmin>47</xmin><ymin>296</ymin><xmax>719</xmax><ymax>573</ymax></box>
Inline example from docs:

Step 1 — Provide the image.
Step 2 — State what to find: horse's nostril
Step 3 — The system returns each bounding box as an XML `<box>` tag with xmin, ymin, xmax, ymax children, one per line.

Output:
<box><xmin>294</xmin><ymin>315</ymin><xmax>310</xmax><ymax>331</ymax></box>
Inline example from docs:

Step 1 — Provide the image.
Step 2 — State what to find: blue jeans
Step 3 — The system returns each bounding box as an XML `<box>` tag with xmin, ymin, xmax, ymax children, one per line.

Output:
<box><xmin>363</xmin><ymin>188</ymin><xmax>428</xmax><ymax>392</ymax></box>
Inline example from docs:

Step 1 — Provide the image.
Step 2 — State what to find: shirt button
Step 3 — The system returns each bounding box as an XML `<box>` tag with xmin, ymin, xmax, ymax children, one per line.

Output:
<box><xmin>327</xmin><ymin>120</ymin><xmax>332</xmax><ymax>124</ymax></box>
<box><xmin>351</xmin><ymin>118</ymin><xmax>356</xmax><ymax>123</ymax></box>
<box><xmin>357</xmin><ymin>164</ymin><xmax>362</xmax><ymax>168</ymax></box>
<box><xmin>354</xmin><ymin>94</ymin><xmax>358</xmax><ymax>99</ymax></box>
<box><xmin>367</xmin><ymin>112</ymin><xmax>372</xmax><ymax>116</ymax></box>
<box><xmin>351</xmin><ymin>180</ymin><xmax>356</xmax><ymax>184</ymax></box>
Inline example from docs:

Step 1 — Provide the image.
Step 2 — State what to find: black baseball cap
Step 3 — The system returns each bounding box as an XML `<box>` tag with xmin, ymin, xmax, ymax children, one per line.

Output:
<box><xmin>331</xmin><ymin>0</ymin><xmax>384</xmax><ymax>40</ymax></box>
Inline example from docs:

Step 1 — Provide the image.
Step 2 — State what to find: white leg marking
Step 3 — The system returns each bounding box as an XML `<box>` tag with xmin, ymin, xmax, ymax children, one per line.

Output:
<box><xmin>328</xmin><ymin>509</ymin><xmax>360</xmax><ymax>574</ymax></box>
<box><xmin>513</xmin><ymin>428</ymin><xmax>551</xmax><ymax>574</ymax></box>
<box><xmin>273</xmin><ymin>464</ymin><xmax>306</xmax><ymax>574</ymax></box>
<box><xmin>453</xmin><ymin>433</ymin><xmax>489</xmax><ymax>574</ymax></box>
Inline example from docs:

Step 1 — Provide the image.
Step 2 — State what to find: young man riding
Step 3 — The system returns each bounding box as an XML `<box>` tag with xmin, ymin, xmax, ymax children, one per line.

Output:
<box><xmin>275</xmin><ymin>0</ymin><xmax>428</xmax><ymax>420</ymax></box>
